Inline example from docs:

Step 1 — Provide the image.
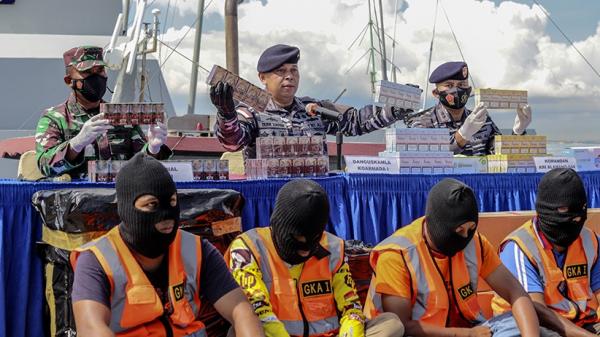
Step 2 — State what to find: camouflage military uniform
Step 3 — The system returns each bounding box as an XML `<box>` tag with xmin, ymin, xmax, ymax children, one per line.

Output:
<box><xmin>216</xmin><ymin>97</ymin><xmax>404</xmax><ymax>159</ymax></box>
<box><xmin>35</xmin><ymin>93</ymin><xmax>172</xmax><ymax>179</ymax></box>
<box><xmin>408</xmin><ymin>103</ymin><xmax>501</xmax><ymax>156</ymax></box>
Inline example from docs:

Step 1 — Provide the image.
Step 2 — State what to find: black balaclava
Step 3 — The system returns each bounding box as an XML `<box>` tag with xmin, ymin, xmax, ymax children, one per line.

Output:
<box><xmin>116</xmin><ymin>152</ymin><xmax>179</xmax><ymax>258</ymax></box>
<box><xmin>72</xmin><ymin>74</ymin><xmax>107</xmax><ymax>102</ymax></box>
<box><xmin>270</xmin><ymin>179</ymin><xmax>330</xmax><ymax>265</ymax></box>
<box><xmin>425</xmin><ymin>178</ymin><xmax>479</xmax><ymax>257</ymax></box>
<box><xmin>536</xmin><ymin>168</ymin><xmax>588</xmax><ymax>248</ymax></box>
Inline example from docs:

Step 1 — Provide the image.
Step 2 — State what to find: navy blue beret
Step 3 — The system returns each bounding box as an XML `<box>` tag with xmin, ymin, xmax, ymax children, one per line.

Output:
<box><xmin>257</xmin><ymin>44</ymin><xmax>300</xmax><ymax>73</ymax></box>
<box><xmin>429</xmin><ymin>61</ymin><xmax>469</xmax><ymax>83</ymax></box>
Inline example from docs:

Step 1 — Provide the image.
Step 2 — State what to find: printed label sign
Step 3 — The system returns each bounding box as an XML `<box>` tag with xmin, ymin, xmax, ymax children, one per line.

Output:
<box><xmin>533</xmin><ymin>157</ymin><xmax>577</xmax><ymax>173</ymax></box>
<box><xmin>161</xmin><ymin>161</ymin><xmax>194</xmax><ymax>182</ymax></box>
<box><xmin>345</xmin><ymin>156</ymin><xmax>399</xmax><ymax>174</ymax></box>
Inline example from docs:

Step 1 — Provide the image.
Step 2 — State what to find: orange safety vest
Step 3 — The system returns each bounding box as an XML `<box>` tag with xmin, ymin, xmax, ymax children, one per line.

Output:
<box><xmin>492</xmin><ymin>220</ymin><xmax>599</xmax><ymax>325</ymax></box>
<box><xmin>71</xmin><ymin>227</ymin><xmax>207</xmax><ymax>337</ymax></box>
<box><xmin>364</xmin><ymin>217</ymin><xmax>487</xmax><ymax>326</ymax></box>
<box><xmin>227</xmin><ymin>227</ymin><xmax>344</xmax><ymax>337</ymax></box>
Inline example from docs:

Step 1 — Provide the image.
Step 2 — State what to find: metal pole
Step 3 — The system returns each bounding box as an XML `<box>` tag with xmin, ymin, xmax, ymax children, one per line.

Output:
<box><xmin>367</xmin><ymin>0</ymin><xmax>377</xmax><ymax>94</ymax></box>
<box><xmin>225</xmin><ymin>0</ymin><xmax>239</xmax><ymax>75</ymax></box>
<box><xmin>122</xmin><ymin>0</ymin><xmax>131</xmax><ymax>35</ymax></box>
<box><xmin>391</xmin><ymin>0</ymin><xmax>399</xmax><ymax>82</ymax></box>
<box><xmin>377</xmin><ymin>0</ymin><xmax>388</xmax><ymax>81</ymax></box>
<box><xmin>423</xmin><ymin>0</ymin><xmax>440</xmax><ymax>110</ymax></box>
<box><xmin>186</xmin><ymin>0</ymin><xmax>206</xmax><ymax>115</ymax></box>
<box><xmin>139</xmin><ymin>23</ymin><xmax>149</xmax><ymax>102</ymax></box>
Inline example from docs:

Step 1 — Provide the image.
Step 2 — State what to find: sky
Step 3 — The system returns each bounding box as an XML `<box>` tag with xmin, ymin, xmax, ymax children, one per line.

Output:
<box><xmin>141</xmin><ymin>0</ymin><xmax>600</xmax><ymax>142</ymax></box>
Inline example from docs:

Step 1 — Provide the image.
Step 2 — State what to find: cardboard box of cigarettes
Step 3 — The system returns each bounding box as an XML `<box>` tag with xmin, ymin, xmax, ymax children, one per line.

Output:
<box><xmin>474</xmin><ymin>88</ymin><xmax>528</xmax><ymax>109</ymax></box>
<box><xmin>245</xmin><ymin>156</ymin><xmax>329</xmax><ymax>180</ymax></box>
<box><xmin>256</xmin><ymin>135</ymin><xmax>325</xmax><ymax>159</ymax></box>
<box><xmin>375</xmin><ymin>80</ymin><xmax>423</xmax><ymax>110</ymax></box>
<box><xmin>206</xmin><ymin>65</ymin><xmax>271</xmax><ymax>112</ymax></box>
<box><xmin>100</xmin><ymin>103</ymin><xmax>165</xmax><ymax>126</ymax></box>
<box><xmin>565</xmin><ymin>147</ymin><xmax>600</xmax><ymax>171</ymax></box>
<box><xmin>191</xmin><ymin>159</ymin><xmax>229</xmax><ymax>181</ymax></box>
<box><xmin>89</xmin><ymin>159</ymin><xmax>230</xmax><ymax>182</ymax></box>
<box><xmin>486</xmin><ymin>154</ymin><xmax>545</xmax><ymax>173</ymax></box>
<box><xmin>87</xmin><ymin>160</ymin><xmax>127</xmax><ymax>182</ymax></box>
<box><xmin>379</xmin><ymin>150</ymin><xmax>454</xmax><ymax>174</ymax></box>
<box><xmin>495</xmin><ymin>135</ymin><xmax>547</xmax><ymax>155</ymax></box>
<box><xmin>385</xmin><ymin>128</ymin><xmax>450</xmax><ymax>153</ymax></box>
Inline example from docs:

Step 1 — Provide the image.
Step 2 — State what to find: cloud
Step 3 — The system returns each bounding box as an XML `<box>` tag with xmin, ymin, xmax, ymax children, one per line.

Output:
<box><xmin>150</xmin><ymin>0</ymin><xmax>600</xmax><ymax>140</ymax></box>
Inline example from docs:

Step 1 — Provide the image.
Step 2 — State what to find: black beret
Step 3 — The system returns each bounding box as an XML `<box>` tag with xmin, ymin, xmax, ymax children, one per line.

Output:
<box><xmin>257</xmin><ymin>44</ymin><xmax>300</xmax><ymax>73</ymax></box>
<box><xmin>429</xmin><ymin>61</ymin><xmax>469</xmax><ymax>83</ymax></box>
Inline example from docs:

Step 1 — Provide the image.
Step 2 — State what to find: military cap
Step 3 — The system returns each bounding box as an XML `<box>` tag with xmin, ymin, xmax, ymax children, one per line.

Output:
<box><xmin>257</xmin><ymin>44</ymin><xmax>300</xmax><ymax>73</ymax></box>
<box><xmin>63</xmin><ymin>46</ymin><xmax>106</xmax><ymax>71</ymax></box>
<box><xmin>429</xmin><ymin>61</ymin><xmax>469</xmax><ymax>83</ymax></box>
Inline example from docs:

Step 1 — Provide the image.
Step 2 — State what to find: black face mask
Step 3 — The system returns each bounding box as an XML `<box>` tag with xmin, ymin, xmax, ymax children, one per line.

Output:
<box><xmin>72</xmin><ymin>74</ymin><xmax>107</xmax><ymax>102</ymax></box>
<box><xmin>427</xmin><ymin>221</ymin><xmax>476</xmax><ymax>257</ymax></box>
<box><xmin>538</xmin><ymin>206</ymin><xmax>587</xmax><ymax>248</ymax></box>
<box><xmin>438</xmin><ymin>87</ymin><xmax>471</xmax><ymax>109</ymax></box>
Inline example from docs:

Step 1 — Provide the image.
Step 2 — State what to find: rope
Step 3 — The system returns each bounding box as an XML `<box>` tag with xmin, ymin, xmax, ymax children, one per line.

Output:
<box><xmin>532</xmin><ymin>0</ymin><xmax>600</xmax><ymax>80</ymax></box>
<box><xmin>439</xmin><ymin>0</ymin><xmax>477</xmax><ymax>88</ymax></box>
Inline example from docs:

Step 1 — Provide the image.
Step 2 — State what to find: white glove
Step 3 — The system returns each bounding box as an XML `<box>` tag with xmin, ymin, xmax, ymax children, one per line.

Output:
<box><xmin>457</xmin><ymin>103</ymin><xmax>488</xmax><ymax>141</ymax></box>
<box><xmin>147</xmin><ymin>121</ymin><xmax>168</xmax><ymax>154</ymax></box>
<box><xmin>69</xmin><ymin>113</ymin><xmax>112</xmax><ymax>153</ymax></box>
<box><xmin>513</xmin><ymin>104</ymin><xmax>532</xmax><ymax>135</ymax></box>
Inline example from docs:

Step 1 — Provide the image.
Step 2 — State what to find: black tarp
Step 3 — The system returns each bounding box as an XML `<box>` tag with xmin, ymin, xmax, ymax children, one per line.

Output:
<box><xmin>33</xmin><ymin>188</ymin><xmax>244</xmax><ymax>337</ymax></box>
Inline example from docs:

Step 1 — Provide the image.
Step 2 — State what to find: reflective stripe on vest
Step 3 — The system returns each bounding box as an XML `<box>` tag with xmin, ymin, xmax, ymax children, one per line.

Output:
<box><xmin>365</xmin><ymin>217</ymin><xmax>486</xmax><ymax>325</ymax></box>
<box><xmin>76</xmin><ymin>227</ymin><xmax>207</xmax><ymax>337</ymax></box>
<box><xmin>494</xmin><ymin>221</ymin><xmax>598</xmax><ymax>322</ymax></box>
<box><xmin>241</xmin><ymin>227</ymin><xmax>342</xmax><ymax>336</ymax></box>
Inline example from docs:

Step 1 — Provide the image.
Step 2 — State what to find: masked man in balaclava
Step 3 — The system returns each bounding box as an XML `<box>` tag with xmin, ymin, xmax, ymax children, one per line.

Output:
<box><xmin>71</xmin><ymin>153</ymin><xmax>264</xmax><ymax>337</ymax></box>
<box><xmin>225</xmin><ymin>179</ymin><xmax>404</xmax><ymax>337</ymax></box>
<box><xmin>495</xmin><ymin>168</ymin><xmax>600</xmax><ymax>336</ymax></box>
<box><xmin>35</xmin><ymin>46</ymin><xmax>171</xmax><ymax>179</ymax></box>
<box><xmin>406</xmin><ymin>61</ymin><xmax>532</xmax><ymax>156</ymax></box>
<box><xmin>364</xmin><ymin>178</ymin><xmax>549</xmax><ymax>337</ymax></box>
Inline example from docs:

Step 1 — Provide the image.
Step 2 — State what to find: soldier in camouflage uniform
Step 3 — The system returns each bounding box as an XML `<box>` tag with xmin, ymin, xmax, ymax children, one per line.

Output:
<box><xmin>210</xmin><ymin>44</ymin><xmax>412</xmax><ymax>159</ymax></box>
<box><xmin>35</xmin><ymin>46</ymin><xmax>172</xmax><ymax>179</ymax></box>
<box><xmin>406</xmin><ymin>61</ymin><xmax>532</xmax><ymax>156</ymax></box>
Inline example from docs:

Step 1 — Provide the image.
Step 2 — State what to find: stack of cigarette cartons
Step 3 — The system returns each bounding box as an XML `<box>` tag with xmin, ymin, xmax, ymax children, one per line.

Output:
<box><xmin>100</xmin><ymin>103</ymin><xmax>165</xmax><ymax>126</ymax></box>
<box><xmin>474</xmin><ymin>88</ymin><xmax>528</xmax><ymax>109</ymax></box>
<box><xmin>382</xmin><ymin>128</ymin><xmax>454</xmax><ymax>174</ymax></box>
<box><xmin>245</xmin><ymin>135</ymin><xmax>329</xmax><ymax>179</ymax></box>
<box><xmin>565</xmin><ymin>147</ymin><xmax>600</xmax><ymax>171</ymax></box>
<box><xmin>379</xmin><ymin>150</ymin><xmax>454</xmax><ymax>174</ymax></box>
<box><xmin>385</xmin><ymin>128</ymin><xmax>450</xmax><ymax>152</ymax></box>
<box><xmin>494</xmin><ymin>135</ymin><xmax>547</xmax><ymax>155</ymax></box>
<box><xmin>191</xmin><ymin>159</ymin><xmax>230</xmax><ymax>180</ymax></box>
<box><xmin>486</xmin><ymin>154</ymin><xmax>545</xmax><ymax>173</ymax></box>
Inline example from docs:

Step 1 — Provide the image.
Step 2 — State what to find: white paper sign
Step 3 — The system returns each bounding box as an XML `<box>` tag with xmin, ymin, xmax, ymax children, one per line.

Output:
<box><xmin>161</xmin><ymin>161</ymin><xmax>194</xmax><ymax>181</ymax></box>
<box><xmin>533</xmin><ymin>157</ymin><xmax>577</xmax><ymax>173</ymax></box>
<box><xmin>345</xmin><ymin>156</ymin><xmax>399</xmax><ymax>174</ymax></box>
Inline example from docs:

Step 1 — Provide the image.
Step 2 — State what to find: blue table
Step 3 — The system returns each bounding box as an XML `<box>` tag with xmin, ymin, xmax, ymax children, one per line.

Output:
<box><xmin>1</xmin><ymin>171</ymin><xmax>600</xmax><ymax>337</ymax></box>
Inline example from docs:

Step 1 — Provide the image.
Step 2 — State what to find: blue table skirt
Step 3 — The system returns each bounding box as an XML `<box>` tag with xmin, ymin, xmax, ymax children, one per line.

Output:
<box><xmin>1</xmin><ymin>171</ymin><xmax>599</xmax><ymax>337</ymax></box>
